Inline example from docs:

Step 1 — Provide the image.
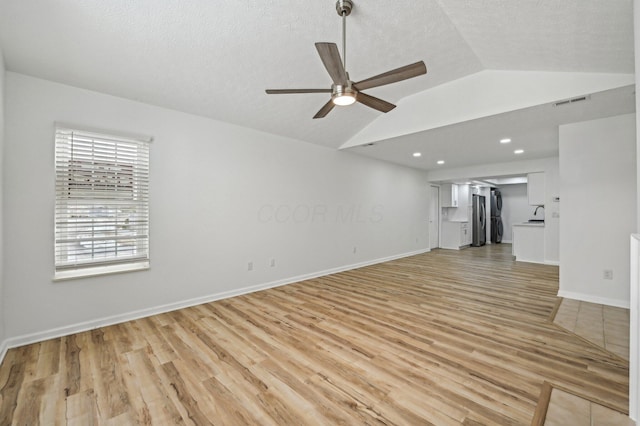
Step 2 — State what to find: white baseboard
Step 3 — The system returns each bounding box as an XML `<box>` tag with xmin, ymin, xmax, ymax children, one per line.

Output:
<box><xmin>557</xmin><ymin>290</ymin><xmax>630</xmax><ymax>309</ymax></box>
<box><xmin>0</xmin><ymin>248</ymin><xmax>431</xmax><ymax>361</ymax></box>
<box><xmin>514</xmin><ymin>258</ymin><xmax>546</xmax><ymax>265</ymax></box>
<box><xmin>514</xmin><ymin>257</ymin><xmax>559</xmax><ymax>266</ymax></box>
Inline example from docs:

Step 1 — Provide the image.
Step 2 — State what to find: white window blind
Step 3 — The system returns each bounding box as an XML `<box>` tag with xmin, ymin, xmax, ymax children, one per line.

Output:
<box><xmin>55</xmin><ymin>127</ymin><xmax>150</xmax><ymax>277</ymax></box>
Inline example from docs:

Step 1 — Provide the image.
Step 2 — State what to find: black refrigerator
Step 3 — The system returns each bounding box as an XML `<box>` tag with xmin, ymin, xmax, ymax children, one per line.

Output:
<box><xmin>472</xmin><ymin>194</ymin><xmax>486</xmax><ymax>247</ymax></box>
<box><xmin>490</xmin><ymin>189</ymin><xmax>503</xmax><ymax>243</ymax></box>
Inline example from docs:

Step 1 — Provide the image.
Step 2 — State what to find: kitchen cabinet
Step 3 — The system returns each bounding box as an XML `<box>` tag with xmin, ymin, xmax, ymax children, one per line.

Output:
<box><xmin>441</xmin><ymin>184</ymin><xmax>459</xmax><ymax>207</ymax></box>
<box><xmin>460</xmin><ymin>222</ymin><xmax>471</xmax><ymax>246</ymax></box>
<box><xmin>443</xmin><ymin>184</ymin><xmax>470</xmax><ymax>222</ymax></box>
<box><xmin>441</xmin><ymin>221</ymin><xmax>469</xmax><ymax>249</ymax></box>
<box><xmin>527</xmin><ymin>172</ymin><xmax>545</xmax><ymax>206</ymax></box>
<box><xmin>513</xmin><ymin>223</ymin><xmax>544</xmax><ymax>263</ymax></box>
<box><xmin>457</xmin><ymin>184</ymin><xmax>470</xmax><ymax>211</ymax></box>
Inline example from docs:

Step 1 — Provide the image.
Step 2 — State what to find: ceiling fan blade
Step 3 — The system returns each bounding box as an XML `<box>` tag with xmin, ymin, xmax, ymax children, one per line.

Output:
<box><xmin>356</xmin><ymin>92</ymin><xmax>396</xmax><ymax>113</ymax></box>
<box><xmin>266</xmin><ymin>89</ymin><xmax>332</xmax><ymax>94</ymax></box>
<box><xmin>354</xmin><ymin>61</ymin><xmax>427</xmax><ymax>91</ymax></box>
<box><xmin>313</xmin><ymin>100</ymin><xmax>336</xmax><ymax>119</ymax></box>
<box><xmin>315</xmin><ymin>42</ymin><xmax>348</xmax><ymax>85</ymax></box>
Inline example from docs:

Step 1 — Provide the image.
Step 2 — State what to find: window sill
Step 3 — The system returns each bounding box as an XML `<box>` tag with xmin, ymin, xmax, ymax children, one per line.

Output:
<box><xmin>53</xmin><ymin>261</ymin><xmax>150</xmax><ymax>281</ymax></box>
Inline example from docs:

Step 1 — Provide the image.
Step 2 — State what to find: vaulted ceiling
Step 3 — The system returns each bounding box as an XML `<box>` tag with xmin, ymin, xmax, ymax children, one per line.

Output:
<box><xmin>0</xmin><ymin>0</ymin><xmax>634</xmax><ymax>168</ymax></box>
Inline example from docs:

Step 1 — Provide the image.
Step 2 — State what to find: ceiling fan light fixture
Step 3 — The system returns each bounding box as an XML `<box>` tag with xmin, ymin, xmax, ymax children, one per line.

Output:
<box><xmin>333</xmin><ymin>93</ymin><xmax>357</xmax><ymax>106</ymax></box>
<box><xmin>331</xmin><ymin>84</ymin><xmax>357</xmax><ymax>106</ymax></box>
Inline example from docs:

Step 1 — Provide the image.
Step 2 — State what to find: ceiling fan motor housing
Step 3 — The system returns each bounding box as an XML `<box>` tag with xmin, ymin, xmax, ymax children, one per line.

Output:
<box><xmin>336</xmin><ymin>0</ymin><xmax>353</xmax><ymax>16</ymax></box>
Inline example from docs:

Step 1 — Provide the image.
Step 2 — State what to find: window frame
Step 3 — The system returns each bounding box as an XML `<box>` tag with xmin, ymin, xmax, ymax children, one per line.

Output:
<box><xmin>53</xmin><ymin>125</ymin><xmax>151</xmax><ymax>281</ymax></box>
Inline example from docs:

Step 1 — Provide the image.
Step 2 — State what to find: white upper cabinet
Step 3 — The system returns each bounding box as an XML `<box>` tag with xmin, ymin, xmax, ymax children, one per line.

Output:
<box><xmin>441</xmin><ymin>183</ymin><xmax>459</xmax><ymax>207</ymax></box>
<box><xmin>457</xmin><ymin>184</ymin><xmax>470</xmax><ymax>211</ymax></box>
<box><xmin>527</xmin><ymin>172</ymin><xmax>545</xmax><ymax>206</ymax></box>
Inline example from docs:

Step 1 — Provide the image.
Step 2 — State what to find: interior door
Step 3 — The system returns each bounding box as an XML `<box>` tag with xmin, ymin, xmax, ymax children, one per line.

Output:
<box><xmin>429</xmin><ymin>186</ymin><xmax>439</xmax><ymax>249</ymax></box>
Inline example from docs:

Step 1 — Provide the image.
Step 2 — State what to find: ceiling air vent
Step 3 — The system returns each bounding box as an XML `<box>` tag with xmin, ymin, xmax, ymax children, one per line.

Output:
<box><xmin>553</xmin><ymin>95</ymin><xmax>590</xmax><ymax>107</ymax></box>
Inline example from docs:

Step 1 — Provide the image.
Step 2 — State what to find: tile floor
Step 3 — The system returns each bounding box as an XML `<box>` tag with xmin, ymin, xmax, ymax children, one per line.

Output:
<box><xmin>545</xmin><ymin>388</ymin><xmax>634</xmax><ymax>426</ymax></box>
<box><xmin>547</xmin><ymin>298</ymin><xmax>632</xmax><ymax>425</ymax></box>
<box><xmin>553</xmin><ymin>298</ymin><xmax>630</xmax><ymax>360</ymax></box>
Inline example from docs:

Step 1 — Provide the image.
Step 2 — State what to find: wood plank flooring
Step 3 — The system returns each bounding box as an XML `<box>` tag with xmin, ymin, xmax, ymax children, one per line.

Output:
<box><xmin>0</xmin><ymin>244</ymin><xmax>629</xmax><ymax>424</ymax></box>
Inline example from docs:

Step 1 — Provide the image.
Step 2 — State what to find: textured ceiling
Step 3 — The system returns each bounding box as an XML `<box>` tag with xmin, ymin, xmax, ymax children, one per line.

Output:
<box><xmin>0</xmin><ymin>0</ymin><xmax>634</xmax><ymax>154</ymax></box>
<box><xmin>436</xmin><ymin>0</ymin><xmax>634</xmax><ymax>73</ymax></box>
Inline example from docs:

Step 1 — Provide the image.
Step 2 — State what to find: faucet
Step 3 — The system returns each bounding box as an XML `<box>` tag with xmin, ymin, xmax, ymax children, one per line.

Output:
<box><xmin>534</xmin><ymin>206</ymin><xmax>544</xmax><ymax>216</ymax></box>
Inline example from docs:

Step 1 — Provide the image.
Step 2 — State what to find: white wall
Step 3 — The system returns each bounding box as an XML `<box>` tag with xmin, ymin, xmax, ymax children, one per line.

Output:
<box><xmin>427</xmin><ymin>157</ymin><xmax>560</xmax><ymax>264</ymax></box>
<box><xmin>0</xmin><ymin>46</ymin><xmax>5</xmax><ymax>352</ymax></box>
<box><xmin>637</xmin><ymin>0</ymin><xmax>640</xmax><ymax>234</ymax></box>
<box><xmin>633</xmin><ymin>1</ymin><xmax>640</xmax><ymax>420</ymax></box>
<box><xmin>559</xmin><ymin>114</ymin><xmax>637</xmax><ymax>307</ymax></box>
<box><xmin>633</xmin><ymin>0</ymin><xmax>640</xmax><ymax>235</ymax></box>
<box><xmin>499</xmin><ymin>184</ymin><xmax>530</xmax><ymax>243</ymax></box>
<box><xmin>3</xmin><ymin>72</ymin><xmax>429</xmax><ymax>343</ymax></box>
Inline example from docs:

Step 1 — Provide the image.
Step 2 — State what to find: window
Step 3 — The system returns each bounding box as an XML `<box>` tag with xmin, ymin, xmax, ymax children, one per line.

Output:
<box><xmin>54</xmin><ymin>126</ymin><xmax>150</xmax><ymax>279</ymax></box>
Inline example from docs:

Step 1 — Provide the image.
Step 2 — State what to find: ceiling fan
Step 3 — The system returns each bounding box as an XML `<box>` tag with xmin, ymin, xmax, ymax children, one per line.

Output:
<box><xmin>265</xmin><ymin>0</ymin><xmax>427</xmax><ymax>119</ymax></box>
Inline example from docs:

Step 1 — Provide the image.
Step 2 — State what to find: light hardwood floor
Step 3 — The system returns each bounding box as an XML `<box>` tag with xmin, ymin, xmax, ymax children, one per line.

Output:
<box><xmin>0</xmin><ymin>244</ymin><xmax>629</xmax><ymax>425</ymax></box>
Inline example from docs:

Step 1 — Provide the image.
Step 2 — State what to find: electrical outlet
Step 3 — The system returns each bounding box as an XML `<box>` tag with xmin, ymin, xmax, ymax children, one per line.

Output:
<box><xmin>552</xmin><ymin>212</ymin><xmax>559</xmax><ymax>218</ymax></box>
<box><xmin>248</xmin><ymin>261</ymin><xmax>253</xmax><ymax>271</ymax></box>
<box><xmin>353</xmin><ymin>246</ymin><xmax>357</xmax><ymax>254</ymax></box>
<box><xmin>270</xmin><ymin>258</ymin><xmax>276</xmax><ymax>267</ymax></box>
<box><xmin>603</xmin><ymin>269</ymin><xmax>613</xmax><ymax>280</ymax></box>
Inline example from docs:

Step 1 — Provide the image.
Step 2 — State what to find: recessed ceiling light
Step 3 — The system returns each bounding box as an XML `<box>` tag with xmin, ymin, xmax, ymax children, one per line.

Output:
<box><xmin>514</xmin><ymin>149</ymin><xmax>524</xmax><ymax>154</ymax></box>
<box><xmin>500</xmin><ymin>138</ymin><xmax>511</xmax><ymax>144</ymax></box>
<box><xmin>437</xmin><ymin>160</ymin><xmax>445</xmax><ymax>165</ymax></box>
<box><xmin>413</xmin><ymin>152</ymin><xmax>422</xmax><ymax>157</ymax></box>
<box><xmin>465</xmin><ymin>182</ymin><xmax>472</xmax><ymax>184</ymax></box>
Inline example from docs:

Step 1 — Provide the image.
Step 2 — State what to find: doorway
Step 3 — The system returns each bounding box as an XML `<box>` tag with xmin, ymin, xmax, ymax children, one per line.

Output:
<box><xmin>429</xmin><ymin>185</ymin><xmax>440</xmax><ymax>249</ymax></box>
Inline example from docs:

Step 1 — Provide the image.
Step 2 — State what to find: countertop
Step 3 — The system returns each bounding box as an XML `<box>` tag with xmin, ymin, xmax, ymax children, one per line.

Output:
<box><xmin>513</xmin><ymin>222</ymin><xmax>545</xmax><ymax>227</ymax></box>
<box><xmin>444</xmin><ymin>219</ymin><xmax>469</xmax><ymax>223</ymax></box>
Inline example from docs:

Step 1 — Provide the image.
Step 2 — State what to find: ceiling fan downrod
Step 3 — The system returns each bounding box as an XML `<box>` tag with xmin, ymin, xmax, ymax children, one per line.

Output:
<box><xmin>336</xmin><ymin>0</ymin><xmax>353</xmax><ymax>72</ymax></box>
